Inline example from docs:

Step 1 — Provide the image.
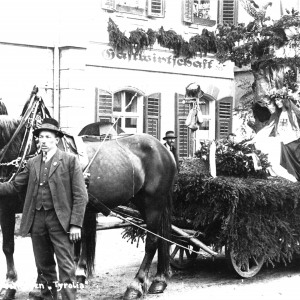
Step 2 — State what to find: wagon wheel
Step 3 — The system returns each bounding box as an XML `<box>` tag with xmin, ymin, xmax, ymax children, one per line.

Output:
<box><xmin>169</xmin><ymin>237</ymin><xmax>200</xmax><ymax>269</ymax></box>
<box><xmin>226</xmin><ymin>247</ymin><xmax>264</xmax><ymax>278</ymax></box>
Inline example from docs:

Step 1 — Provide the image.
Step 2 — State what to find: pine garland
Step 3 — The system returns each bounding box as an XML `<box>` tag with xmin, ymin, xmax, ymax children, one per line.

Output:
<box><xmin>107</xmin><ymin>9</ymin><xmax>300</xmax><ymax>68</ymax></box>
<box><xmin>195</xmin><ymin>139</ymin><xmax>270</xmax><ymax>178</ymax></box>
<box><xmin>174</xmin><ymin>159</ymin><xmax>300</xmax><ymax>266</ymax></box>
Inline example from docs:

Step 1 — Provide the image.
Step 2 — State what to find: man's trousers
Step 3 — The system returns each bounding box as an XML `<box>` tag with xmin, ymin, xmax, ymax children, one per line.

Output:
<box><xmin>30</xmin><ymin>208</ymin><xmax>77</xmax><ymax>300</ymax></box>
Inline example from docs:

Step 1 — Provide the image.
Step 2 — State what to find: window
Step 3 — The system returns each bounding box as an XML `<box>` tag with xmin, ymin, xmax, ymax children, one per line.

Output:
<box><xmin>215</xmin><ymin>97</ymin><xmax>233</xmax><ymax>139</ymax></box>
<box><xmin>194</xmin><ymin>0</ymin><xmax>211</xmax><ymax>19</ymax></box>
<box><xmin>96</xmin><ymin>88</ymin><xmax>161</xmax><ymax>137</ymax></box>
<box><xmin>102</xmin><ymin>0</ymin><xmax>164</xmax><ymax>17</ymax></box>
<box><xmin>113</xmin><ymin>91</ymin><xmax>142</xmax><ymax>134</ymax></box>
<box><xmin>218</xmin><ymin>0</ymin><xmax>238</xmax><ymax>25</ymax></box>
<box><xmin>183</xmin><ymin>0</ymin><xmax>216</xmax><ymax>26</ymax></box>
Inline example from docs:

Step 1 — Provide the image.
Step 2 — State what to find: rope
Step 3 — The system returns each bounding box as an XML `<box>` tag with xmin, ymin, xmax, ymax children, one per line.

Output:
<box><xmin>83</xmin><ymin>92</ymin><xmax>137</xmax><ymax>176</ymax></box>
<box><xmin>88</xmin><ymin>192</ymin><xmax>212</xmax><ymax>256</ymax></box>
<box><xmin>108</xmin><ymin>210</ymin><xmax>210</xmax><ymax>256</ymax></box>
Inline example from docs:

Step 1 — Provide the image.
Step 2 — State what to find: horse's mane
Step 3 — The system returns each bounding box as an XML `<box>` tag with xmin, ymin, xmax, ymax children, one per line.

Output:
<box><xmin>0</xmin><ymin>116</ymin><xmax>24</xmax><ymax>154</ymax></box>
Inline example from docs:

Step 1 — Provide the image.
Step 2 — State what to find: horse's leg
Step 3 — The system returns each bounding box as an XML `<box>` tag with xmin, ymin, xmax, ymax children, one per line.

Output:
<box><xmin>124</xmin><ymin>193</ymin><xmax>171</xmax><ymax>299</ymax></box>
<box><xmin>148</xmin><ymin>192</ymin><xmax>172</xmax><ymax>294</ymax></box>
<box><xmin>124</xmin><ymin>226</ymin><xmax>158</xmax><ymax>299</ymax></box>
<box><xmin>0</xmin><ymin>203</ymin><xmax>18</xmax><ymax>300</ymax></box>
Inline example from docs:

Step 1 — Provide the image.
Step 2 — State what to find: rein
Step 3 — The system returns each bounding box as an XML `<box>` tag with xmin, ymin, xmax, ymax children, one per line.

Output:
<box><xmin>83</xmin><ymin>92</ymin><xmax>137</xmax><ymax>176</ymax></box>
<box><xmin>87</xmin><ymin>192</ymin><xmax>212</xmax><ymax>256</ymax></box>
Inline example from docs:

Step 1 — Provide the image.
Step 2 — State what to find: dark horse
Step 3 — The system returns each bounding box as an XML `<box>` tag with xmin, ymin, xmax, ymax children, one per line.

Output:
<box><xmin>0</xmin><ymin>98</ymin><xmax>176</xmax><ymax>299</ymax></box>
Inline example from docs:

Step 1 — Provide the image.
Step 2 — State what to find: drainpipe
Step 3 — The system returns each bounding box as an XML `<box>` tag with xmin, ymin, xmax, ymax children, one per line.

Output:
<box><xmin>53</xmin><ymin>45</ymin><xmax>60</xmax><ymax>121</ymax></box>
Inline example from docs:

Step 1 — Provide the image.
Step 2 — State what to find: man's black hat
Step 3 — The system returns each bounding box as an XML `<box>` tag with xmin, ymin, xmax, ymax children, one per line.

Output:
<box><xmin>33</xmin><ymin>118</ymin><xmax>64</xmax><ymax>138</ymax></box>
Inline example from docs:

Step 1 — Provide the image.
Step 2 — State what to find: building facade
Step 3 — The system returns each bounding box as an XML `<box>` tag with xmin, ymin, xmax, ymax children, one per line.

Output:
<box><xmin>0</xmin><ymin>0</ymin><xmax>240</xmax><ymax>158</ymax></box>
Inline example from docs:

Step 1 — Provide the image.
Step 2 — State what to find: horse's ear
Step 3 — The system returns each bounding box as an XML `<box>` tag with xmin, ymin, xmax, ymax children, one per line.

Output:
<box><xmin>0</xmin><ymin>100</ymin><xmax>8</xmax><ymax>115</ymax></box>
<box><xmin>31</xmin><ymin>85</ymin><xmax>39</xmax><ymax>96</ymax></box>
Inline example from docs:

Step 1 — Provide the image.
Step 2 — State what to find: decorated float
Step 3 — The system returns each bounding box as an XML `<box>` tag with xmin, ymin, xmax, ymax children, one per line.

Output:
<box><xmin>117</xmin><ymin>1</ymin><xmax>300</xmax><ymax>278</ymax></box>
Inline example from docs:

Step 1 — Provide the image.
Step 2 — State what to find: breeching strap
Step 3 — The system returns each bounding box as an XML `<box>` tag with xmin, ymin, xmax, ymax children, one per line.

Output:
<box><xmin>82</xmin><ymin>93</ymin><xmax>137</xmax><ymax>176</ymax></box>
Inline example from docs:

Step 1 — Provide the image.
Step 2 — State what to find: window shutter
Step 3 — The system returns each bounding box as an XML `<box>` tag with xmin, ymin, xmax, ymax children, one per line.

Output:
<box><xmin>218</xmin><ymin>0</ymin><xmax>238</xmax><ymax>25</ymax></box>
<box><xmin>147</xmin><ymin>0</ymin><xmax>164</xmax><ymax>17</ymax></box>
<box><xmin>175</xmin><ymin>93</ymin><xmax>191</xmax><ymax>158</ymax></box>
<box><xmin>216</xmin><ymin>97</ymin><xmax>233</xmax><ymax>139</ymax></box>
<box><xmin>182</xmin><ymin>0</ymin><xmax>194</xmax><ymax>23</ymax></box>
<box><xmin>144</xmin><ymin>93</ymin><xmax>161</xmax><ymax>140</ymax></box>
<box><xmin>95</xmin><ymin>88</ymin><xmax>113</xmax><ymax>123</ymax></box>
<box><xmin>101</xmin><ymin>0</ymin><xmax>115</xmax><ymax>11</ymax></box>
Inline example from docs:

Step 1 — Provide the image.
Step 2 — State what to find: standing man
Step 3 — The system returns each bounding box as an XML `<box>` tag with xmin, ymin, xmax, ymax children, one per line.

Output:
<box><xmin>163</xmin><ymin>131</ymin><xmax>180</xmax><ymax>172</ymax></box>
<box><xmin>0</xmin><ymin>118</ymin><xmax>88</xmax><ymax>300</ymax></box>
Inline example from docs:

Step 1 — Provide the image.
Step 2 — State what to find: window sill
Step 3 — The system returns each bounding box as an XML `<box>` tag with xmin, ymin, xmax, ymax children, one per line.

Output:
<box><xmin>193</xmin><ymin>18</ymin><xmax>216</xmax><ymax>27</ymax></box>
<box><xmin>116</xmin><ymin>4</ymin><xmax>145</xmax><ymax>16</ymax></box>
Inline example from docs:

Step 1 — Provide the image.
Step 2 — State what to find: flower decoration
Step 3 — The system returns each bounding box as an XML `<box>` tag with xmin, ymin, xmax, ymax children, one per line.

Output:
<box><xmin>266</xmin><ymin>87</ymin><xmax>293</xmax><ymax>100</ymax></box>
<box><xmin>265</xmin><ymin>87</ymin><xmax>300</xmax><ymax>108</ymax></box>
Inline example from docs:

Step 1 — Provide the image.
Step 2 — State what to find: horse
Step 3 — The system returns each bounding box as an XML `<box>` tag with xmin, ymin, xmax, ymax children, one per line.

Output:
<box><xmin>0</xmin><ymin>97</ymin><xmax>176</xmax><ymax>299</ymax></box>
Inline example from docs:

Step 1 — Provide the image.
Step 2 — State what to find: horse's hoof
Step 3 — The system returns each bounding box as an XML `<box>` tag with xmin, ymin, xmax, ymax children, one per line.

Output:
<box><xmin>148</xmin><ymin>281</ymin><xmax>167</xmax><ymax>294</ymax></box>
<box><xmin>123</xmin><ymin>287</ymin><xmax>142</xmax><ymax>300</ymax></box>
<box><xmin>2</xmin><ymin>288</ymin><xmax>16</xmax><ymax>300</ymax></box>
<box><xmin>28</xmin><ymin>288</ymin><xmax>43</xmax><ymax>300</ymax></box>
<box><xmin>76</xmin><ymin>275</ymin><xmax>86</xmax><ymax>284</ymax></box>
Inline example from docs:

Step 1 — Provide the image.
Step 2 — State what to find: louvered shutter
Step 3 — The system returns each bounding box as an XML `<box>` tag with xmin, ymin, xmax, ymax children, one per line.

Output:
<box><xmin>95</xmin><ymin>88</ymin><xmax>113</xmax><ymax>123</ymax></box>
<box><xmin>216</xmin><ymin>97</ymin><xmax>233</xmax><ymax>139</ymax></box>
<box><xmin>102</xmin><ymin>0</ymin><xmax>115</xmax><ymax>11</ymax></box>
<box><xmin>147</xmin><ymin>0</ymin><xmax>164</xmax><ymax>17</ymax></box>
<box><xmin>219</xmin><ymin>0</ymin><xmax>238</xmax><ymax>25</ymax></box>
<box><xmin>175</xmin><ymin>93</ymin><xmax>191</xmax><ymax>158</ymax></box>
<box><xmin>144</xmin><ymin>93</ymin><xmax>161</xmax><ymax>140</ymax></box>
<box><xmin>182</xmin><ymin>0</ymin><xmax>194</xmax><ymax>23</ymax></box>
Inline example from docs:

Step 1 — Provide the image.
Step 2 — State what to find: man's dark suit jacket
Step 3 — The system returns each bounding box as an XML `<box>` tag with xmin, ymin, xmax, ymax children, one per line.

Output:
<box><xmin>0</xmin><ymin>149</ymin><xmax>88</xmax><ymax>236</ymax></box>
<box><xmin>164</xmin><ymin>143</ymin><xmax>179</xmax><ymax>172</ymax></box>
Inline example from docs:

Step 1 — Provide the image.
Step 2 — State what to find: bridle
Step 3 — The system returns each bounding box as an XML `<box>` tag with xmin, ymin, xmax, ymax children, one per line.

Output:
<box><xmin>0</xmin><ymin>94</ymin><xmax>51</xmax><ymax>182</ymax></box>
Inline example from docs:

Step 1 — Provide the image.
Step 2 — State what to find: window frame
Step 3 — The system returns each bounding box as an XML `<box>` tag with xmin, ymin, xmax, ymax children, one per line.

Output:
<box><xmin>102</xmin><ymin>0</ymin><xmax>165</xmax><ymax>18</ymax></box>
<box><xmin>183</xmin><ymin>0</ymin><xmax>216</xmax><ymax>27</ymax></box>
<box><xmin>112</xmin><ymin>90</ymin><xmax>143</xmax><ymax>134</ymax></box>
<box><xmin>96</xmin><ymin>88</ymin><xmax>161</xmax><ymax>138</ymax></box>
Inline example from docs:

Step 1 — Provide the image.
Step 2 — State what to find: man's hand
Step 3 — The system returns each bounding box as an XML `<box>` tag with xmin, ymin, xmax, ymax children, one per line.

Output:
<box><xmin>69</xmin><ymin>225</ymin><xmax>81</xmax><ymax>243</ymax></box>
<box><xmin>83</xmin><ymin>172</ymin><xmax>90</xmax><ymax>189</ymax></box>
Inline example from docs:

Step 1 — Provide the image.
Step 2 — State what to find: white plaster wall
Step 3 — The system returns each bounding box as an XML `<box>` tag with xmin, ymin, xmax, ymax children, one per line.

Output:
<box><xmin>85</xmin><ymin>65</ymin><xmax>233</xmax><ymax>142</ymax></box>
<box><xmin>88</xmin><ymin>0</ymin><xmax>220</xmax><ymax>46</ymax></box>
<box><xmin>0</xmin><ymin>44</ymin><xmax>54</xmax><ymax>118</ymax></box>
<box><xmin>0</xmin><ymin>0</ymin><xmax>89</xmax><ymax>48</ymax></box>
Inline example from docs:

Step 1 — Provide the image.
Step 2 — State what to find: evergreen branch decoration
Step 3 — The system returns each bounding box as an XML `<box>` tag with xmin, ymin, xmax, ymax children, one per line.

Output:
<box><xmin>108</xmin><ymin>10</ymin><xmax>300</xmax><ymax>68</ymax></box>
<box><xmin>129</xmin><ymin>28</ymin><xmax>150</xmax><ymax>55</ymax></box>
<box><xmin>107</xmin><ymin>18</ymin><xmax>131</xmax><ymax>53</ymax></box>
<box><xmin>174</xmin><ymin>159</ymin><xmax>300</xmax><ymax>266</ymax></box>
<box><xmin>195</xmin><ymin>139</ymin><xmax>270</xmax><ymax>178</ymax></box>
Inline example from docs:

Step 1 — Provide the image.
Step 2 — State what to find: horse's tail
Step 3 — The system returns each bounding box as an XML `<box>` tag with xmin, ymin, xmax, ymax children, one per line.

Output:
<box><xmin>157</xmin><ymin>189</ymin><xmax>173</xmax><ymax>276</ymax></box>
<box><xmin>82</xmin><ymin>210</ymin><xmax>97</xmax><ymax>275</ymax></box>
